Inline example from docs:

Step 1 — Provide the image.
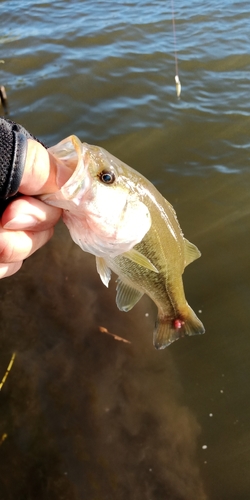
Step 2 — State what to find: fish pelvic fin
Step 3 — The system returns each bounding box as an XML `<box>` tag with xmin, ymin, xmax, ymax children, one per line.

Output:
<box><xmin>153</xmin><ymin>306</ymin><xmax>205</xmax><ymax>350</ymax></box>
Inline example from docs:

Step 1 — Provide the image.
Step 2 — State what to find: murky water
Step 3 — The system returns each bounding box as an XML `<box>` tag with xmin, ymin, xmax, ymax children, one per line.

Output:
<box><xmin>1</xmin><ymin>1</ymin><xmax>250</xmax><ymax>498</ymax></box>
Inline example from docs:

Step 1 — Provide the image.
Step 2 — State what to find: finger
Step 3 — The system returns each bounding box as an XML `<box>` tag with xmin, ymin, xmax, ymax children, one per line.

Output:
<box><xmin>19</xmin><ymin>140</ymin><xmax>72</xmax><ymax>195</ymax></box>
<box><xmin>0</xmin><ymin>226</ymin><xmax>54</xmax><ymax>263</ymax></box>
<box><xmin>2</xmin><ymin>196</ymin><xmax>62</xmax><ymax>231</ymax></box>
<box><xmin>0</xmin><ymin>261</ymin><xmax>23</xmax><ymax>279</ymax></box>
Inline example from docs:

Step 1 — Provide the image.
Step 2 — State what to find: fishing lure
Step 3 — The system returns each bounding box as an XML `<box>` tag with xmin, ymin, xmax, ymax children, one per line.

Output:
<box><xmin>171</xmin><ymin>0</ymin><xmax>181</xmax><ymax>97</ymax></box>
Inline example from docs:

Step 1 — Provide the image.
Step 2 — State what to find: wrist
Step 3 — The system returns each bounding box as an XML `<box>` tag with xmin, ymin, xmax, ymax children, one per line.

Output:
<box><xmin>0</xmin><ymin>118</ymin><xmax>28</xmax><ymax>199</ymax></box>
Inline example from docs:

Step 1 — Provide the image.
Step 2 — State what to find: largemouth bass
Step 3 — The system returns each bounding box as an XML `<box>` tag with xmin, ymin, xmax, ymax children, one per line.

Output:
<box><xmin>42</xmin><ymin>135</ymin><xmax>205</xmax><ymax>349</ymax></box>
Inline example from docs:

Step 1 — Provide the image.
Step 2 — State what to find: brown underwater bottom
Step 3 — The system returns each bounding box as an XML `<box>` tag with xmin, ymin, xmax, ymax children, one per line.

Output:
<box><xmin>0</xmin><ymin>222</ymin><xmax>207</xmax><ymax>500</ymax></box>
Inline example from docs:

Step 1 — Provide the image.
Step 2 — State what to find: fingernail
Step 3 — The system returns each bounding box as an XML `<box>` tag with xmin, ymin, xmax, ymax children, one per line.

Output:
<box><xmin>3</xmin><ymin>214</ymin><xmax>40</xmax><ymax>230</ymax></box>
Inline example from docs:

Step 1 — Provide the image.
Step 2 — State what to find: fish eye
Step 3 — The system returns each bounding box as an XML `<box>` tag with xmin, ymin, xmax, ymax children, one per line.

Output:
<box><xmin>98</xmin><ymin>170</ymin><xmax>116</xmax><ymax>184</ymax></box>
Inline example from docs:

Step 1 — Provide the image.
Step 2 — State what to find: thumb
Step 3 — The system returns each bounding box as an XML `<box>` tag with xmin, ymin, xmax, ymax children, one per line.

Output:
<box><xmin>19</xmin><ymin>139</ymin><xmax>72</xmax><ymax>196</ymax></box>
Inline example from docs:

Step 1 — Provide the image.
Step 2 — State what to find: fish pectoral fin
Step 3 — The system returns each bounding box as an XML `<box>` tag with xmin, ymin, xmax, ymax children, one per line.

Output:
<box><xmin>96</xmin><ymin>257</ymin><xmax>112</xmax><ymax>288</ymax></box>
<box><xmin>153</xmin><ymin>306</ymin><xmax>205</xmax><ymax>350</ymax></box>
<box><xmin>122</xmin><ymin>249</ymin><xmax>159</xmax><ymax>273</ymax></box>
<box><xmin>184</xmin><ymin>238</ymin><xmax>201</xmax><ymax>267</ymax></box>
<box><xmin>116</xmin><ymin>279</ymin><xmax>143</xmax><ymax>312</ymax></box>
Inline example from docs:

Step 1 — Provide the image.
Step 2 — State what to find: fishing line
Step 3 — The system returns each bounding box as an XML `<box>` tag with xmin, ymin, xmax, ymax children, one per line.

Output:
<box><xmin>170</xmin><ymin>0</ymin><xmax>181</xmax><ymax>97</ymax></box>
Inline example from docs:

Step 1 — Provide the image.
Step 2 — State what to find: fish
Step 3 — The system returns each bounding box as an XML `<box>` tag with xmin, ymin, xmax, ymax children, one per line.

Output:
<box><xmin>41</xmin><ymin>135</ymin><xmax>205</xmax><ymax>349</ymax></box>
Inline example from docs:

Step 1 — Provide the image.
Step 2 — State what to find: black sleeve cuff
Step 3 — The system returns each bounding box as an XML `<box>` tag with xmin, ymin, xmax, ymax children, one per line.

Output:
<box><xmin>0</xmin><ymin>118</ymin><xmax>45</xmax><ymax>200</ymax></box>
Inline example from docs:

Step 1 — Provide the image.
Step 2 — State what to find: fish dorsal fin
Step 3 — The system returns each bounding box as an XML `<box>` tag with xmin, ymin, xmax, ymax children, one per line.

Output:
<box><xmin>116</xmin><ymin>279</ymin><xmax>143</xmax><ymax>312</ymax></box>
<box><xmin>184</xmin><ymin>238</ymin><xmax>201</xmax><ymax>267</ymax></box>
<box><xmin>96</xmin><ymin>257</ymin><xmax>111</xmax><ymax>288</ymax></box>
<box><xmin>122</xmin><ymin>249</ymin><xmax>159</xmax><ymax>273</ymax></box>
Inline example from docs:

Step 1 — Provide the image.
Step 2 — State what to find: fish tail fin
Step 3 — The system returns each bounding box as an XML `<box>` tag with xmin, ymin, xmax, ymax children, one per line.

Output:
<box><xmin>153</xmin><ymin>306</ymin><xmax>205</xmax><ymax>350</ymax></box>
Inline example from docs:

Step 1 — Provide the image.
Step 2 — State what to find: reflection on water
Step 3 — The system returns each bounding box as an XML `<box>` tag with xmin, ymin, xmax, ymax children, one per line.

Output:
<box><xmin>1</xmin><ymin>0</ymin><xmax>250</xmax><ymax>498</ymax></box>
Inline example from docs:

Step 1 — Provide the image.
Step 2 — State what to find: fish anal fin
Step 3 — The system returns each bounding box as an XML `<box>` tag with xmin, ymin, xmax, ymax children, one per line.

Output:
<box><xmin>153</xmin><ymin>306</ymin><xmax>205</xmax><ymax>350</ymax></box>
<box><xmin>122</xmin><ymin>249</ymin><xmax>159</xmax><ymax>273</ymax></box>
<box><xmin>116</xmin><ymin>279</ymin><xmax>143</xmax><ymax>312</ymax></box>
<box><xmin>184</xmin><ymin>238</ymin><xmax>201</xmax><ymax>267</ymax></box>
<box><xmin>96</xmin><ymin>257</ymin><xmax>111</xmax><ymax>288</ymax></box>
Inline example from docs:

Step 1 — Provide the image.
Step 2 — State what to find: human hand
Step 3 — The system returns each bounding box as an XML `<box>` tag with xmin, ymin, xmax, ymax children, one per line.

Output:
<box><xmin>0</xmin><ymin>139</ymin><xmax>72</xmax><ymax>278</ymax></box>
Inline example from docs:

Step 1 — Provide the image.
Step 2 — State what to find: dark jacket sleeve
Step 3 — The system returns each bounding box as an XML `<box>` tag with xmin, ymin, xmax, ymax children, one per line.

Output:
<box><xmin>0</xmin><ymin>118</ymin><xmax>45</xmax><ymax>200</ymax></box>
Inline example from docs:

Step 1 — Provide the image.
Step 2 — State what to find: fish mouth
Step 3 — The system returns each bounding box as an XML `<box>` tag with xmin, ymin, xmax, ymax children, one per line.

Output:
<box><xmin>60</xmin><ymin>137</ymin><xmax>90</xmax><ymax>204</ymax></box>
<box><xmin>41</xmin><ymin>135</ymin><xmax>90</xmax><ymax>207</ymax></box>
